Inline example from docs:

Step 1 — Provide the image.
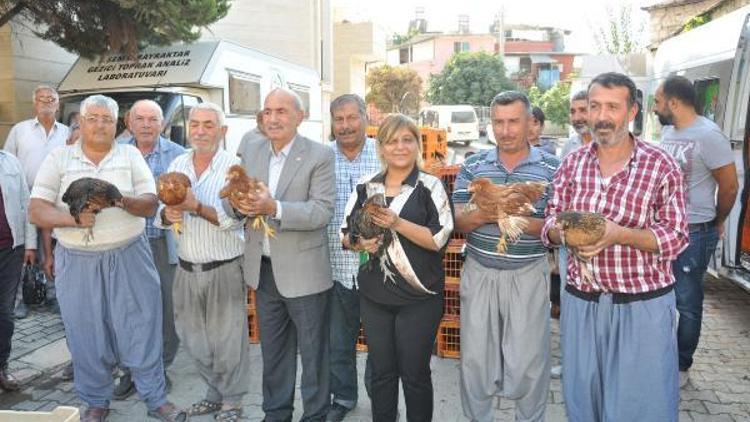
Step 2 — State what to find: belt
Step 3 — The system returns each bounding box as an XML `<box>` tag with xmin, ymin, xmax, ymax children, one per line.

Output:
<box><xmin>565</xmin><ymin>283</ymin><xmax>673</xmax><ymax>304</ymax></box>
<box><xmin>261</xmin><ymin>255</ymin><xmax>271</xmax><ymax>264</ymax></box>
<box><xmin>688</xmin><ymin>221</ymin><xmax>715</xmax><ymax>232</ymax></box>
<box><xmin>179</xmin><ymin>256</ymin><xmax>240</xmax><ymax>273</ymax></box>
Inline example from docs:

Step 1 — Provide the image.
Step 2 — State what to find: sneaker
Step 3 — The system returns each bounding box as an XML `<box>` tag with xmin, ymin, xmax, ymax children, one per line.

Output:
<box><xmin>551</xmin><ymin>365</ymin><xmax>562</xmax><ymax>379</ymax></box>
<box><xmin>113</xmin><ymin>371</ymin><xmax>136</xmax><ymax>399</ymax></box>
<box><xmin>679</xmin><ymin>370</ymin><xmax>689</xmax><ymax>388</ymax></box>
<box><xmin>14</xmin><ymin>303</ymin><xmax>29</xmax><ymax>319</ymax></box>
<box><xmin>326</xmin><ymin>402</ymin><xmax>352</xmax><ymax>422</ymax></box>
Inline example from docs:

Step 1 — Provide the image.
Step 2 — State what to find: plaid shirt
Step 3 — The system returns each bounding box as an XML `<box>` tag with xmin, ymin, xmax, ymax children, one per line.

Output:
<box><xmin>541</xmin><ymin>137</ymin><xmax>688</xmax><ymax>294</ymax></box>
<box><xmin>327</xmin><ymin>138</ymin><xmax>381</xmax><ymax>289</ymax></box>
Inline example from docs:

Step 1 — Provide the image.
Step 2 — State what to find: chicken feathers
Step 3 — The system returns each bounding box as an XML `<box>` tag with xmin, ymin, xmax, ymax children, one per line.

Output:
<box><xmin>157</xmin><ymin>172</ymin><xmax>192</xmax><ymax>235</ymax></box>
<box><xmin>348</xmin><ymin>193</ymin><xmax>393</xmax><ymax>271</ymax></box>
<box><xmin>219</xmin><ymin>164</ymin><xmax>275</xmax><ymax>238</ymax></box>
<box><xmin>556</xmin><ymin>211</ymin><xmax>607</xmax><ymax>285</ymax></box>
<box><xmin>61</xmin><ymin>177</ymin><xmax>123</xmax><ymax>244</ymax></box>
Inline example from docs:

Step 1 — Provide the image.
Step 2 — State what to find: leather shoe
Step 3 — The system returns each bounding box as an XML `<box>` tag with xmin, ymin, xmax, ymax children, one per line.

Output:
<box><xmin>81</xmin><ymin>407</ymin><xmax>109</xmax><ymax>422</ymax></box>
<box><xmin>0</xmin><ymin>368</ymin><xmax>19</xmax><ymax>391</ymax></box>
<box><xmin>147</xmin><ymin>402</ymin><xmax>186</xmax><ymax>422</ymax></box>
<box><xmin>112</xmin><ymin>371</ymin><xmax>135</xmax><ymax>399</ymax></box>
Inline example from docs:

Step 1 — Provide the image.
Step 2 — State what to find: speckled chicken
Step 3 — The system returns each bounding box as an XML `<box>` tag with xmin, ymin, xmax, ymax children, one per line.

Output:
<box><xmin>219</xmin><ymin>164</ymin><xmax>275</xmax><ymax>238</ymax></box>
<box><xmin>348</xmin><ymin>193</ymin><xmax>393</xmax><ymax>270</ymax></box>
<box><xmin>157</xmin><ymin>172</ymin><xmax>192</xmax><ymax>235</ymax></box>
<box><xmin>62</xmin><ymin>177</ymin><xmax>123</xmax><ymax>244</ymax></box>
<box><xmin>556</xmin><ymin>211</ymin><xmax>607</xmax><ymax>284</ymax></box>
<box><xmin>466</xmin><ymin>178</ymin><xmax>547</xmax><ymax>253</ymax></box>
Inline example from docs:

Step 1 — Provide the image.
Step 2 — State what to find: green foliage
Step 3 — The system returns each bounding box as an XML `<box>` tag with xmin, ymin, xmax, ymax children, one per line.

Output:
<box><xmin>392</xmin><ymin>27</ymin><xmax>420</xmax><ymax>46</ymax></box>
<box><xmin>0</xmin><ymin>0</ymin><xmax>230</xmax><ymax>58</ymax></box>
<box><xmin>426</xmin><ymin>51</ymin><xmax>516</xmax><ymax>106</ymax></box>
<box><xmin>593</xmin><ymin>2</ymin><xmax>645</xmax><ymax>54</ymax></box>
<box><xmin>365</xmin><ymin>65</ymin><xmax>422</xmax><ymax>115</ymax></box>
<box><xmin>527</xmin><ymin>81</ymin><xmax>571</xmax><ymax>126</ymax></box>
<box><xmin>683</xmin><ymin>11</ymin><xmax>712</xmax><ymax>32</ymax></box>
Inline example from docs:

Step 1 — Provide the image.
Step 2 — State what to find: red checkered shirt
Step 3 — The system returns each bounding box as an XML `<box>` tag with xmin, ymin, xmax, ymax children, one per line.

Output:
<box><xmin>541</xmin><ymin>137</ymin><xmax>688</xmax><ymax>294</ymax></box>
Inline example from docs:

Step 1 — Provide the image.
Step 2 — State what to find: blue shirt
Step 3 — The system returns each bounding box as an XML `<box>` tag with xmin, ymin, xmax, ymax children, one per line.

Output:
<box><xmin>453</xmin><ymin>147</ymin><xmax>559</xmax><ymax>270</ymax></box>
<box><xmin>327</xmin><ymin>138</ymin><xmax>381</xmax><ymax>289</ymax></box>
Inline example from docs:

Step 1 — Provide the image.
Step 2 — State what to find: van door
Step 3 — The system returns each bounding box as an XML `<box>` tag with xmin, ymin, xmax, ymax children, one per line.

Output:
<box><xmin>448</xmin><ymin>110</ymin><xmax>478</xmax><ymax>146</ymax></box>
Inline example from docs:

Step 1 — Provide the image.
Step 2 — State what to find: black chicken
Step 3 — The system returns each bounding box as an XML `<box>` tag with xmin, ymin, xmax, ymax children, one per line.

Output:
<box><xmin>62</xmin><ymin>177</ymin><xmax>123</xmax><ymax>244</ymax></box>
<box><xmin>348</xmin><ymin>193</ymin><xmax>393</xmax><ymax>270</ymax></box>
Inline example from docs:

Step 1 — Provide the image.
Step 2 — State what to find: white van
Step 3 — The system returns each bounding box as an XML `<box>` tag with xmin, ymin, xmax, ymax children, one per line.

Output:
<box><xmin>644</xmin><ymin>4</ymin><xmax>750</xmax><ymax>291</ymax></box>
<box><xmin>57</xmin><ymin>40</ymin><xmax>323</xmax><ymax>155</ymax></box>
<box><xmin>418</xmin><ymin>105</ymin><xmax>479</xmax><ymax>146</ymax></box>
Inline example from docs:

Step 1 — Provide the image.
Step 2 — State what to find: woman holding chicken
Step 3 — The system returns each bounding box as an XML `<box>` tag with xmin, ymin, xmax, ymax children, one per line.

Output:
<box><xmin>341</xmin><ymin>114</ymin><xmax>453</xmax><ymax>422</ymax></box>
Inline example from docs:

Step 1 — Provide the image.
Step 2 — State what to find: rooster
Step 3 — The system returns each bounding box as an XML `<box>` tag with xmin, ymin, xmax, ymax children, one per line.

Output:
<box><xmin>157</xmin><ymin>172</ymin><xmax>192</xmax><ymax>235</ymax></box>
<box><xmin>348</xmin><ymin>193</ymin><xmax>392</xmax><ymax>270</ymax></box>
<box><xmin>62</xmin><ymin>177</ymin><xmax>123</xmax><ymax>244</ymax></box>
<box><xmin>219</xmin><ymin>164</ymin><xmax>275</xmax><ymax>238</ymax></box>
<box><xmin>556</xmin><ymin>211</ymin><xmax>607</xmax><ymax>285</ymax></box>
<box><xmin>466</xmin><ymin>178</ymin><xmax>547</xmax><ymax>253</ymax></box>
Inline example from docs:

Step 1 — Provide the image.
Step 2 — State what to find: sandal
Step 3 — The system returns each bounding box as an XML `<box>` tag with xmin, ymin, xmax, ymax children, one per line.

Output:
<box><xmin>215</xmin><ymin>408</ymin><xmax>242</xmax><ymax>421</ymax></box>
<box><xmin>187</xmin><ymin>399</ymin><xmax>222</xmax><ymax>416</ymax></box>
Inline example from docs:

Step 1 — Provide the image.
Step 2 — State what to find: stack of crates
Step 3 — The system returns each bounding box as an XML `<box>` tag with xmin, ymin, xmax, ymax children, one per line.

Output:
<box><xmin>247</xmin><ymin>289</ymin><xmax>260</xmax><ymax>344</ymax></box>
<box><xmin>356</xmin><ymin>323</ymin><xmax>368</xmax><ymax>352</ymax></box>
<box><xmin>436</xmin><ymin>164</ymin><xmax>463</xmax><ymax>359</ymax></box>
<box><xmin>421</xmin><ymin>128</ymin><xmax>448</xmax><ymax>166</ymax></box>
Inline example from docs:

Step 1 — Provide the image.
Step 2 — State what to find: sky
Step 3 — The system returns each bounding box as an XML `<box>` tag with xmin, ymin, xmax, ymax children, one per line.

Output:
<box><xmin>334</xmin><ymin>0</ymin><xmax>656</xmax><ymax>53</ymax></box>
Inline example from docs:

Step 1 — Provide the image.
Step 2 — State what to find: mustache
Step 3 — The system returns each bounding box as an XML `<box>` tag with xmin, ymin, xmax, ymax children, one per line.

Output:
<box><xmin>593</xmin><ymin>121</ymin><xmax>616</xmax><ymax>131</ymax></box>
<box><xmin>337</xmin><ymin>129</ymin><xmax>358</xmax><ymax>136</ymax></box>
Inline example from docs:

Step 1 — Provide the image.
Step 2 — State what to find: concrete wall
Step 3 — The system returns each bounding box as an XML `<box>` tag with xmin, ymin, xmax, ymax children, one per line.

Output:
<box><xmin>0</xmin><ymin>20</ymin><xmax>76</xmax><ymax>145</ymax></box>
<box><xmin>646</xmin><ymin>0</ymin><xmax>750</xmax><ymax>48</ymax></box>
<box><xmin>332</xmin><ymin>21</ymin><xmax>385</xmax><ymax>99</ymax></box>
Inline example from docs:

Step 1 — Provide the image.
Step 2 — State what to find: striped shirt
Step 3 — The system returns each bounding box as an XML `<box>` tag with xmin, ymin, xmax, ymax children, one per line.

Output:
<box><xmin>3</xmin><ymin>118</ymin><xmax>69</xmax><ymax>187</ymax></box>
<box><xmin>327</xmin><ymin>138</ymin><xmax>381</xmax><ymax>289</ymax></box>
<box><xmin>541</xmin><ymin>137</ymin><xmax>688</xmax><ymax>294</ymax></box>
<box><xmin>453</xmin><ymin>147</ymin><xmax>559</xmax><ymax>270</ymax></box>
<box><xmin>31</xmin><ymin>143</ymin><xmax>155</xmax><ymax>251</ymax></box>
<box><xmin>119</xmin><ymin>136</ymin><xmax>186</xmax><ymax>238</ymax></box>
<box><xmin>153</xmin><ymin>149</ymin><xmax>245</xmax><ymax>263</ymax></box>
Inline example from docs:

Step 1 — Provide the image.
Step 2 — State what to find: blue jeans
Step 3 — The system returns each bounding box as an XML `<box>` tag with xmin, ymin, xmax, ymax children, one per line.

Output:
<box><xmin>329</xmin><ymin>280</ymin><xmax>360</xmax><ymax>409</ymax></box>
<box><xmin>672</xmin><ymin>225</ymin><xmax>720</xmax><ymax>371</ymax></box>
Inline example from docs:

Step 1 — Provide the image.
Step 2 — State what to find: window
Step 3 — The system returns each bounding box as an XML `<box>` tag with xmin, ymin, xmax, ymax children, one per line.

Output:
<box><xmin>288</xmin><ymin>83</ymin><xmax>311</xmax><ymax>118</ymax></box>
<box><xmin>419</xmin><ymin>110</ymin><xmax>439</xmax><ymax>128</ymax></box>
<box><xmin>451</xmin><ymin>111</ymin><xmax>476</xmax><ymax>123</ymax></box>
<box><xmin>694</xmin><ymin>78</ymin><xmax>721</xmax><ymax>122</ymax></box>
<box><xmin>399</xmin><ymin>47</ymin><xmax>410</xmax><ymax>64</ymax></box>
<box><xmin>453</xmin><ymin>42</ymin><xmax>470</xmax><ymax>53</ymax></box>
<box><xmin>228</xmin><ymin>71</ymin><xmax>262</xmax><ymax>115</ymax></box>
<box><xmin>167</xmin><ymin>95</ymin><xmax>202</xmax><ymax>146</ymax></box>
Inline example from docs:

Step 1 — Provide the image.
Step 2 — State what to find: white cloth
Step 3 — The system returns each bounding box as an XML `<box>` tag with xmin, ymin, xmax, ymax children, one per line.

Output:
<box><xmin>30</xmin><ymin>143</ymin><xmax>155</xmax><ymax>251</ymax></box>
<box><xmin>153</xmin><ymin>149</ymin><xmax>244</xmax><ymax>264</ymax></box>
<box><xmin>262</xmin><ymin>140</ymin><xmax>293</xmax><ymax>256</ymax></box>
<box><xmin>3</xmin><ymin>118</ymin><xmax>69</xmax><ymax>187</ymax></box>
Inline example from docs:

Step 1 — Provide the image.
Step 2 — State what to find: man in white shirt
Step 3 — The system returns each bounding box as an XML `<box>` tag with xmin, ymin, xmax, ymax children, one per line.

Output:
<box><xmin>154</xmin><ymin>103</ymin><xmax>249</xmax><ymax>421</ymax></box>
<box><xmin>28</xmin><ymin>95</ymin><xmax>186</xmax><ymax>422</ymax></box>
<box><xmin>4</xmin><ymin>85</ymin><xmax>68</xmax><ymax>317</ymax></box>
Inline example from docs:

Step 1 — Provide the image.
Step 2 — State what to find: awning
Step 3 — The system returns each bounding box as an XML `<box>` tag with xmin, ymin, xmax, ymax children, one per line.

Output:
<box><xmin>529</xmin><ymin>54</ymin><xmax>558</xmax><ymax>64</ymax></box>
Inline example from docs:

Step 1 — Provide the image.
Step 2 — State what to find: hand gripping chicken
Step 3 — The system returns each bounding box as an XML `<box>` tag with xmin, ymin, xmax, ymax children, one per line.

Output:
<box><xmin>219</xmin><ymin>165</ymin><xmax>276</xmax><ymax>238</ymax></box>
<box><xmin>157</xmin><ymin>172</ymin><xmax>192</xmax><ymax>234</ymax></box>
<box><xmin>466</xmin><ymin>178</ymin><xmax>547</xmax><ymax>253</ymax></box>
<box><xmin>62</xmin><ymin>177</ymin><xmax>123</xmax><ymax>244</ymax></box>
<box><xmin>555</xmin><ymin>211</ymin><xmax>607</xmax><ymax>284</ymax></box>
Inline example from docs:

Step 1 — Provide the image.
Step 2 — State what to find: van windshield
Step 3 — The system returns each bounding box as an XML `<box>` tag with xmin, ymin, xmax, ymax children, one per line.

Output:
<box><xmin>451</xmin><ymin>111</ymin><xmax>476</xmax><ymax>123</ymax></box>
<box><xmin>59</xmin><ymin>92</ymin><xmax>176</xmax><ymax>135</ymax></box>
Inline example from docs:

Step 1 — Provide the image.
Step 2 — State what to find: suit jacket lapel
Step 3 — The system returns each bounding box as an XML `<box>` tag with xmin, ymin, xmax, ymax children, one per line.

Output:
<box><xmin>274</xmin><ymin>135</ymin><xmax>307</xmax><ymax>199</ymax></box>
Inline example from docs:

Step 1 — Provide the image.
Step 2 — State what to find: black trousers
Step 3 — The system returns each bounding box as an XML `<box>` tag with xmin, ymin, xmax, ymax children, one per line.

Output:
<box><xmin>256</xmin><ymin>258</ymin><xmax>331</xmax><ymax>422</ymax></box>
<box><xmin>0</xmin><ymin>246</ymin><xmax>23</xmax><ymax>367</ymax></box>
<box><xmin>360</xmin><ymin>293</ymin><xmax>443</xmax><ymax>422</ymax></box>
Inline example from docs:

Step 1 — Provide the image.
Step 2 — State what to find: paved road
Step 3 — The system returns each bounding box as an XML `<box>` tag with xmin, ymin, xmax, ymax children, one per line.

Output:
<box><xmin>1</xmin><ymin>273</ymin><xmax>749</xmax><ymax>421</ymax></box>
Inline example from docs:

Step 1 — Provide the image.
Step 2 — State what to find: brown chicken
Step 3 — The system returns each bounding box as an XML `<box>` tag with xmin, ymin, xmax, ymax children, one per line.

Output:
<box><xmin>62</xmin><ymin>177</ymin><xmax>123</xmax><ymax>244</ymax></box>
<box><xmin>157</xmin><ymin>172</ymin><xmax>192</xmax><ymax>235</ymax></box>
<box><xmin>219</xmin><ymin>164</ymin><xmax>275</xmax><ymax>238</ymax></box>
<box><xmin>556</xmin><ymin>211</ymin><xmax>607</xmax><ymax>284</ymax></box>
<box><xmin>467</xmin><ymin>178</ymin><xmax>547</xmax><ymax>253</ymax></box>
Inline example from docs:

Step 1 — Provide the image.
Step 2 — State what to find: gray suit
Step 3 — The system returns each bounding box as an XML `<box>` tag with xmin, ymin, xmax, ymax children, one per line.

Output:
<box><xmin>226</xmin><ymin>133</ymin><xmax>335</xmax><ymax>421</ymax></box>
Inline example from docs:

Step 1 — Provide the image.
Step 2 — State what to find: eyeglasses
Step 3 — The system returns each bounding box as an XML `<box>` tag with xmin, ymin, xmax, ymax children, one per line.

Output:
<box><xmin>82</xmin><ymin>115</ymin><xmax>115</xmax><ymax>125</ymax></box>
<box><xmin>35</xmin><ymin>96</ymin><xmax>58</xmax><ymax>103</ymax></box>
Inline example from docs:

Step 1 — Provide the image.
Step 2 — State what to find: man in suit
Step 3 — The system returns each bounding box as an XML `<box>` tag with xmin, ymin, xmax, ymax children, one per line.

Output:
<box><xmin>225</xmin><ymin>88</ymin><xmax>335</xmax><ymax>422</ymax></box>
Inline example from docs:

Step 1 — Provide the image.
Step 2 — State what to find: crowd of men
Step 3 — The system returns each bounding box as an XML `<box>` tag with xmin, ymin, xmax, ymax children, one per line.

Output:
<box><xmin>0</xmin><ymin>70</ymin><xmax>737</xmax><ymax>422</ymax></box>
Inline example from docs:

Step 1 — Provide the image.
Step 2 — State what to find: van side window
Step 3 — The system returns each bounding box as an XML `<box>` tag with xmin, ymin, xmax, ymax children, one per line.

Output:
<box><xmin>288</xmin><ymin>83</ymin><xmax>311</xmax><ymax>119</ymax></box>
<box><xmin>694</xmin><ymin>78</ymin><xmax>721</xmax><ymax>122</ymax></box>
<box><xmin>168</xmin><ymin>95</ymin><xmax>202</xmax><ymax>146</ymax></box>
<box><xmin>228</xmin><ymin>71</ymin><xmax>262</xmax><ymax>115</ymax></box>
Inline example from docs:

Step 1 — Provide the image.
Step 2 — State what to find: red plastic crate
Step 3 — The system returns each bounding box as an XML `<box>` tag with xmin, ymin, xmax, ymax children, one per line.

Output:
<box><xmin>437</xmin><ymin>318</ymin><xmax>461</xmax><ymax>359</ymax></box>
<box><xmin>248</xmin><ymin>310</ymin><xmax>260</xmax><ymax>344</ymax></box>
<box><xmin>247</xmin><ymin>289</ymin><xmax>257</xmax><ymax>312</ymax></box>
<box><xmin>436</xmin><ymin>165</ymin><xmax>461</xmax><ymax>196</ymax></box>
<box><xmin>356</xmin><ymin>323</ymin><xmax>368</xmax><ymax>352</ymax></box>
<box><xmin>443</xmin><ymin>247</ymin><xmax>464</xmax><ymax>284</ymax></box>
<box><xmin>443</xmin><ymin>283</ymin><xmax>460</xmax><ymax>320</ymax></box>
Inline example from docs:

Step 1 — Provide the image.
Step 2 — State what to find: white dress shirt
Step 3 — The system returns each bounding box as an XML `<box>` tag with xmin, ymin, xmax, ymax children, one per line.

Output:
<box><xmin>3</xmin><ymin>118</ymin><xmax>69</xmax><ymax>187</ymax></box>
<box><xmin>262</xmin><ymin>139</ymin><xmax>293</xmax><ymax>256</ymax></box>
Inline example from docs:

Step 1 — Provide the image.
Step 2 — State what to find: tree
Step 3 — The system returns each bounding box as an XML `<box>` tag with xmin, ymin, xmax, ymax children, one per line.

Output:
<box><xmin>526</xmin><ymin>81</ymin><xmax>571</xmax><ymax>126</ymax></box>
<box><xmin>0</xmin><ymin>0</ymin><xmax>230</xmax><ymax>58</ymax></box>
<box><xmin>426</xmin><ymin>51</ymin><xmax>515</xmax><ymax>106</ymax></box>
<box><xmin>366</xmin><ymin>65</ymin><xmax>422</xmax><ymax>115</ymax></box>
<box><xmin>592</xmin><ymin>2</ymin><xmax>646</xmax><ymax>54</ymax></box>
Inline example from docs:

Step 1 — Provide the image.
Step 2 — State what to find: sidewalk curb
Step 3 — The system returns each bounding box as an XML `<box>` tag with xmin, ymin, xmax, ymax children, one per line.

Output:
<box><xmin>10</xmin><ymin>338</ymin><xmax>71</xmax><ymax>385</ymax></box>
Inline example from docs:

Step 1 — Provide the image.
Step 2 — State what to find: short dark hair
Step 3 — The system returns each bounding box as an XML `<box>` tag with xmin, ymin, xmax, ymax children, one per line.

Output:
<box><xmin>531</xmin><ymin>106</ymin><xmax>545</xmax><ymax>126</ymax></box>
<box><xmin>571</xmin><ymin>90</ymin><xmax>588</xmax><ymax>102</ymax></box>
<box><xmin>662</xmin><ymin>75</ymin><xmax>698</xmax><ymax>111</ymax></box>
<box><xmin>588</xmin><ymin>72</ymin><xmax>637</xmax><ymax>107</ymax></box>
<box><xmin>490</xmin><ymin>90</ymin><xmax>531</xmax><ymax>114</ymax></box>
